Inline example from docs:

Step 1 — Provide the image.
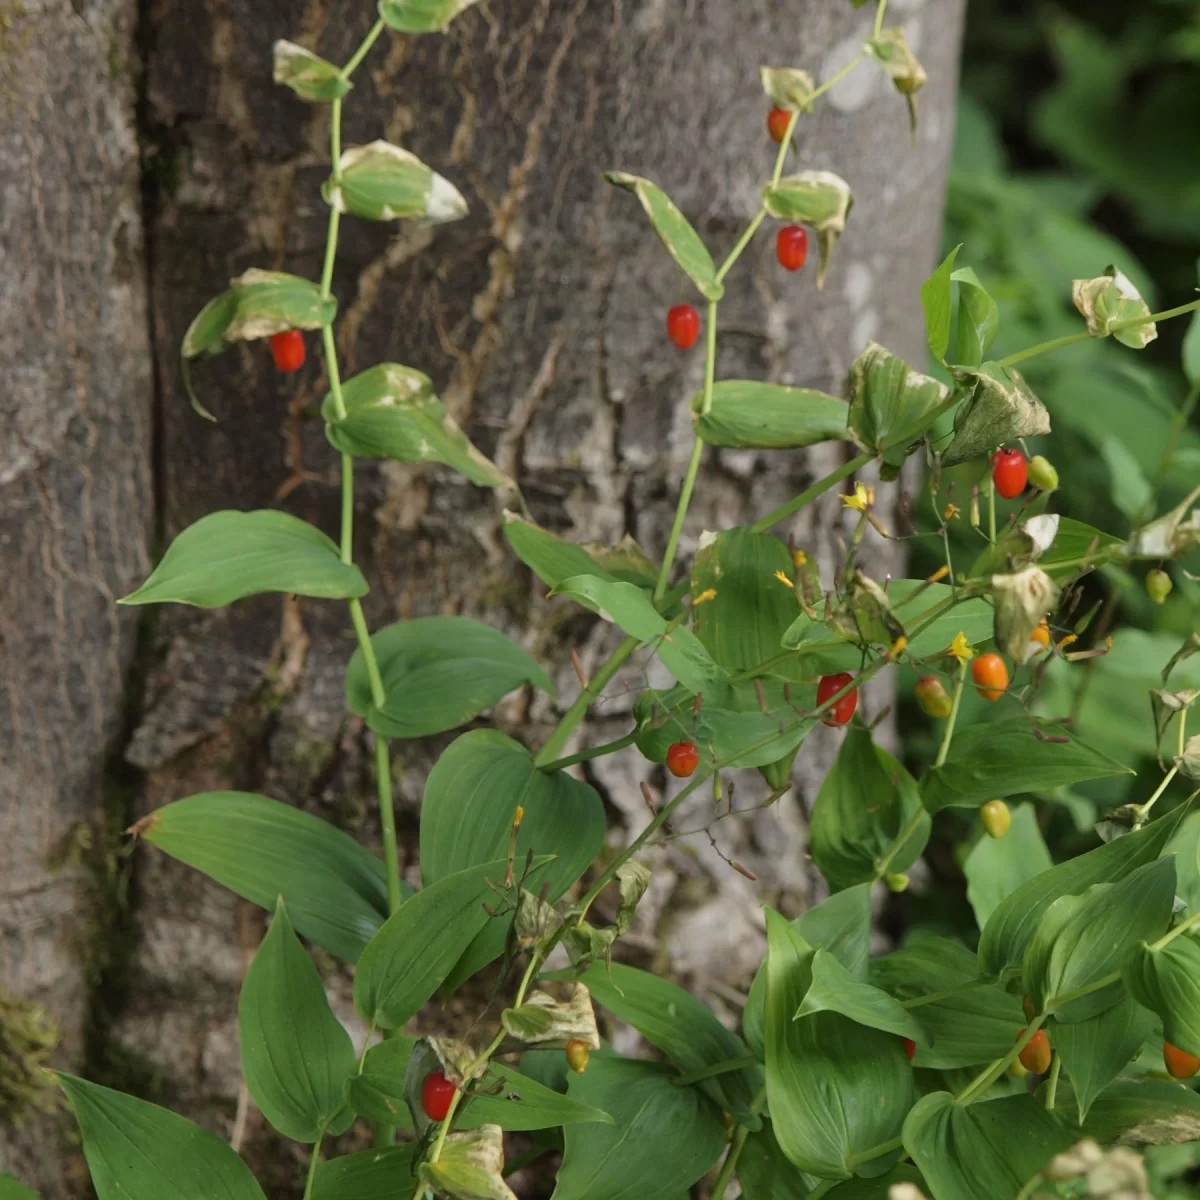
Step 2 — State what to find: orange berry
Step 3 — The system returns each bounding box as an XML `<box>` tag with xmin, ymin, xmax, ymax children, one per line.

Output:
<box><xmin>972</xmin><ymin>652</ymin><xmax>1009</xmax><ymax>702</ymax></box>
<box><xmin>1164</xmin><ymin>1041</ymin><xmax>1200</xmax><ymax>1079</ymax></box>
<box><xmin>1017</xmin><ymin>1028</ymin><xmax>1051</xmax><ymax>1075</ymax></box>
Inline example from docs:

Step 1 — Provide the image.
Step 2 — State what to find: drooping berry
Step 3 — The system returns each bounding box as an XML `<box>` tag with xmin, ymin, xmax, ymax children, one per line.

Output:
<box><xmin>1027</xmin><ymin>455</ymin><xmax>1059</xmax><ymax>493</ymax></box>
<box><xmin>1164</xmin><ymin>1041</ymin><xmax>1200</xmax><ymax>1080</ymax></box>
<box><xmin>666</xmin><ymin>740</ymin><xmax>700</xmax><ymax>778</ymax></box>
<box><xmin>914</xmin><ymin>675</ymin><xmax>953</xmax><ymax>719</ymax></box>
<box><xmin>767</xmin><ymin>107</ymin><xmax>793</xmax><ymax>144</ymax></box>
<box><xmin>421</xmin><ymin>1070</ymin><xmax>457</xmax><ymax>1122</ymax></box>
<box><xmin>980</xmin><ymin>800</ymin><xmax>1011</xmax><ymax>839</ymax></box>
<box><xmin>971</xmin><ymin>652</ymin><xmax>1009</xmax><ymax>703</ymax></box>
<box><xmin>816</xmin><ymin>672</ymin><xmax>857</xmax><ymax>727</ymax></box>
<box><xmin>991</xmin><ymin>448</ymin><xmax>1028</xmax><ymax>500</ymax></box>
<box><xmin>270</xmin><ymin>329</ymin><xmax>306</xmax><ymax>373</ymax></box>
<box><xmin>1029</xmin><ymin>618</ymin><xmax>1051</xmax><ymax>654</ymax></box>
<box><xmin>666</xmin><ymin>304</ymin><xmax>701</xmax><ymax>350</ymax></box>
<box><xmin>1147</xmin><ymin>569</ymin><xmax>1173</xmax><ymax>606</ymax></box>
<box><xmin>565</xmin><ymin>1039</ymin><xmax>591</xmax><ymax>1074</ymax></box>
<box><xmin>902</xmin><ymin>1037</ymin><xmax>916</xmax><ymax>1061</ymax></box>
<box><xmin>1017</xmin><ymin>1028</ymin><xmax>1051</xmax><ymax>1075</ymax></box>
<box><xmin>776</xmin><ymin>225</ymin><xmax>808</xmax><ymax>272</ymax></box>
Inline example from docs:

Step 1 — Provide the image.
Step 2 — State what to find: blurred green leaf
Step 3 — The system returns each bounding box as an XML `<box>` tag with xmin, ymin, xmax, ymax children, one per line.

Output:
<box><xmin>963</xmin><ymin>802</ymin><xmax>1054</xmax><ymax>930</ymax></box>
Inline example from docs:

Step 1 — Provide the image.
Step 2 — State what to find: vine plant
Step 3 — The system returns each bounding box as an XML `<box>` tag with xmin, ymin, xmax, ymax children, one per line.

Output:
<box><xmin>31</xmin><ymin>1</ymin><xmax>1200</xmax><ymax>1199</ymax></box>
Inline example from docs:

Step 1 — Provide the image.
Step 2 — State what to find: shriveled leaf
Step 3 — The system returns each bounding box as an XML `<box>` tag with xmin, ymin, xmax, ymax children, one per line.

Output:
<box><xmin>762</xmin><ymin>172</ymin><xmax>853</xmax><ymax>288</ymax></box>
<box><xmin>345</xmin><ymin>620</ymin><xmax>552</xmax><ymax>739</ymax></box>
<box><xmin>866</xmin><ymin>27</ymin><xmax>927</xmax><ymax>132</ymax></box>
<box><xmin>1080</xmin><ymin>1079</ymin><xmax>1200</xmax><ymax>1147</ymax></box>
<box><xmin>272</xmin><ymin>40</ymin><xmax>349</xmax><ymax>102</ymax></box>
<box><xmin>992</xmin><ymin>567</ymin><xmax>1059</xmax><ymax>663</ymax></box>
<box><xmin>692</xmin><ymin>380</ymin><xmax>851</xmax><ymax>449</ymax></box>
<box><xmin>119</xmin><ymin>511</ymin><xmax>367</xmax><ymax>607</ymax></box>
<box><xmin>378</xmin><ymin>0</ymin><xmax>481</xmax><ymax>34</ymax></box>
<box><xmin>1073</xmin><ymin>266</ymin><xmax>1158</xmax><ymax>350</ymax></box>
<box><xmin>323</xmin><ymin>140</ymin><xmax>466</xmax><ymax>224</ymax></box>
<box><xmin>501</xmin><ymin>984</ymin><xmax>600</xmax><ymax>1053</ymax></box>
<box><xmin>846</xmin><ymin>342</ymin><xmax>951</xmax><ymax>461</ymax></box>
<box><xmin>760</xmin><ymin>66</ymin><xmax>815</xmax><ymax>110</ymax></box>
<box><xmin>324</xmin><ymin>363</ymin><xmax>510</xmax><ymax>488</ymax></box>
<box><xmin>1127</xmin><ymin>483</ymin><xmax>1200</xmax><ymax>560</ymax></box>
<box><xmin>419</xmin><ymin>1125</ymin><xmax>517</xmax><ymax>1200</ymax></box>
<box><xmin>941</xmin><ymin>362</ymin><xmax>1051</xmax><ymax>467</ymax></box>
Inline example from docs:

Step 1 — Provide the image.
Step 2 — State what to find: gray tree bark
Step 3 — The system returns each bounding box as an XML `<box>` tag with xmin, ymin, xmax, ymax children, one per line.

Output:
<box><xmin>1</xmin><ymin>0</ymin><xmax>963</xmax><ymax>1194</ymax></box>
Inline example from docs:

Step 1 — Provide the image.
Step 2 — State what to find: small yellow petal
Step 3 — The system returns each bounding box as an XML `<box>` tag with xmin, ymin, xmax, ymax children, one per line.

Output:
<box><xmin>926</xmin><ymin>565</ymin><xmax>949</xmax><ymax>584</ymax></box>
<box><xmin>793</xmin><ymin>549</ymin><xmax>808</xmax><ymax>567</ymax></box>
<box><xmin>1056</xmin><ymin>633</ymin><xmax>1078</xmax><ymax>651</ymax></box>
<box><xmin>840</xmin><ymin>482</ymin><xmax>874</xmax><ymax>512</ymax></box>
<box><xmin>514</xmin><ymin>805</ymin><xmax>525</xmax><ymax>825</ymax></box>
<box><xmin>692</xmin><ymin>588</ymin><xmax>718</xmax><ymax>606</ymax></box>
<box><xmin>889</xmin><ymin>636</ymin><xmax>908</xmax><ymax>658</ymax></box>
<box><xmin>774</xmin><ymin>570</ymin><xmax>795</xmax><ymax>588</ymax></box>
<box><xmin>943</xmin><ymin>503</ymin><xmax>961</xmax><ymax>521</ymax></box>
<box><xmin>948</xmin><ymin>631</ymin><xmax>975</xmax><ymax>664</ymax></box>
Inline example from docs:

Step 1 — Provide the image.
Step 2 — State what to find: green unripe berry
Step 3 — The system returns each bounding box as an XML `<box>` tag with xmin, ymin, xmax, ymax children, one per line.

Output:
<box><xmin>885</xmin><ymin>872</ymin><xmax>910</xmax><ymax>894</ymax></box>
<box><xmin>1146</xmin><ymin>569</ymin><xmax>1173</xmax><ymax>606</ymax></box>
<box><xmin>1027</xmin><ymin>455</ymin><xmax>1059</xmax><ymax>492</ymax></box>
<box><xmin>980</xmin><ymin>799</ymin><xmax>1011</xmax><ymax>839</ymax></box>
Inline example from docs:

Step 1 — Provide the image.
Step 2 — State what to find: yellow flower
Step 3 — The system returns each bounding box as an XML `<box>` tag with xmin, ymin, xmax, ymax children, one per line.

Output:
<box><xmin>948</xmin><ymin>631</ymin><xmax>975</xmax><ymax>665</ymax></box>
<box><xmin>889</xmin><ymin>636</ymin><xmax>908</xmax><ymax>658</ymax></box>
<box><xmin>943</xmin><ymin>503</ymin><xmax>961</xmax><ymax>521</ymax></box>
<box><xmin>793</xmin><ymin>549</ymin><xmax>809</xmax><ymax>567</ymax></box>
<box><xmin>774</xmin><ymin>570</ymin><xmax>794</xmax><ymax>589</ymax></box>
<box><xmin>692</xmin><ymin>588</ymin><xmax>718</xmax><ymax>607</ymax></box>
<box><xmin>926</xmin><ymin>564</ymin><xmax>949</xmax><ymax>584</ymax></box>
<box><xmin>841</xmin><ymin>482</ymin><xmax>875</xmax><ymax>512</ymax></box>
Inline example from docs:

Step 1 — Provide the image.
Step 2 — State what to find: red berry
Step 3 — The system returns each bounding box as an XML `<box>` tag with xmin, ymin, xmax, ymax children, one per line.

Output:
<box><xmin>421</xmin><ymin>1070</ymin><xmax>457</xmax><ymax>1122</ymax></box>
<box><xmin>666</xmin><ymin>740</ymin><xmax>700</xmax><ymax>778</ymax></box>
<box><xmin>270</xmin><ymin>329</ymin><xmax>306</xmax><ymax>373</ymax></box>
<box><xmin>1017</xmin><ymin>1028</ymin><xmax>1051</xmax><ymax>1075</ymax></box>
<box><xmin>767</xmin><ymin>107</ymin><xmax>792</xmax><ymax>144</ymax></box>
<box><xmin>1164</xmin><ymin>1041</ymin><xmax>1200</xmax><ymax>1080</ymax></box>
<box><xmin>816</xmin><ymin>673</ymin><xmax>857</xmax><ymax>727</ymax></box>
<box><xmin>666</xmin><ymin>304</ymin><xmax>700</xmax><ymax>350</ymax></box>
<box><xmin>991</xmin><ymin>448</ymin><xmax>1027</xmax><ymax>500</ymax></box>
<box><xmin>903</xmin><ymin>1037</ymin><xmax>916</xmax><ymax>1061</ymax></box>
<box><xmin>971</xmin><ymin>653</ymin><xmax>1009</xmax><ymax>703</ymax></box>
<box><xmin>776</xmin><ymin>225</ymin><xmax>808</xmax><ymax>272</ymax></box>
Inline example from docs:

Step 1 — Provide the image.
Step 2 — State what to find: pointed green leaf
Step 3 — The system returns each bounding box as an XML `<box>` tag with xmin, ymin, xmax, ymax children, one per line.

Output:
<box><xmin>1124</xmin><ymin>933</ymin><xmax>1200</xmax><ymax>1057</ymax></box>
<box><xmin>501</xmin><ymin>513</ymin><xmax>654</xmax><ymax>590</ymax></box>
<box><xmin>323</xmin><ymin>141</ymin><xmax>467</xmax><ymax>225</ymax></box>
<box><xmin>964</xmin><ymin>803</ymin><xmax>1054</xmax><ymax>930</ymax></box>
<box><xmin>272</xmin><ymin>41</ymin><xmax>350</xmax><ymax>102</ymax></box>
<box><xmin>796</xmin><ymin>949</ymin><xmax>923</xmax><ymax>1042</ymax></box>
<box><xmin>1055</xmin><ymin>994</ymin><xmax>1156</xmax><ymax>1123</ymax></box>
<box><xmin>239</xmin><ymin>900</ymin><xmax>357</xmax><ymax>1142</ymax></box>
<box><xmin>554</xmin><ymin>1056</ymin><xmax>726</xmax><ymax>1200</ymax></box>
<box><xmin>579</xmin><ymin>962</ymin><xmax>763</xmax><ymax>1130</ymax></box>
<box><xmin>950</xmin><ymin>267</ymin><xmax>1000</xmax><ymax>367</ymax></box>
<box><xmin>378</xmin><ymin>0</ymin><xmax>481</xmax><ymax>34</ymax></box>
<box><xmin>603</xmin><ymin>173</ymin><xmax>721</xmax><ymax>300</ymax></box>
<box><xmin>921</xmin><ymin>719</ymin><xmax>1132</xmax><ymax>814</ymax></box>
<box><xmin>736</xmin><ymin>1118</ymin><xmax>812</xmax><ymax>1200</ymax></box>
<box><xmin>58</xmin><ymin>1075</ymin><xmax>268</xmax><ymax>1200</ymax></box>
<box><xmin>692</xmin><ymin>381</ymin><xmax>851</xmax><ymax>449</ymax></box>
<box><xmin>920</xmin><ymin>245</ymin><xmax>961</xmax><ymax>364</ymax></box>
<box><xmin>345</xmin><ymin>618</ymin><xmax>552</xmax><ymax>739</ymax></box>
<box><xmin>824</xmin><ymin>1167</ymin><xmax>929</xmax><ymax>1198</ymax></box>
<box><xmin>0</xmin><ymin>1177</ymin><xmax>39</xmax><ymax>1200</ymax></box>
<box><xmin>324</xmin><ymin>364</ymin><xmax>510</xmax><ymax>488</ymax></box>
<box><xmin>312</xmin><ymin>1146</ymin><xmax>418</xmax><ymax>1200</ymax></box>
<box><xmin>978</xmin><ymin>803</ymin><xmax>1192</xmax><ymax>981</ymax></box>
<box><xmin>902</xmin><ymin>1092</ymin><xmax>1071</xmax><ymax>1200</ymax></box>
<box><xmin>138</xmin><ymin>792</ymin><xmax>399</xmax><ymax>964</ymax></box>
<box><xmin>120</xmin><ymin>511</ymin><xmax>367</xmax><ymax>607</ymax></box>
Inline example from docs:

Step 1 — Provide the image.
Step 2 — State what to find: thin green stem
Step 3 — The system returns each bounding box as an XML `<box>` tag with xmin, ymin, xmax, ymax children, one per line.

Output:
<box><xmin>533</xmin><ymin>635</ymin><xmax>638</xmax><ymax>768</ymax></box>
<box><xmin>751</xmin><ymin>451</ymin><xmax>873</xmax><ymax>533</ymax></box>
<box><xmin>709</xmin><ymin>1123</ymin><xmax>750</xmax><ymax>1198</ymax></box>
<box><xmin>874</xmin><ymin>0</ymin><xmax>888</xmax><ymax>37</ymax></box>
<box><xmin>341</xmin><ymin>18</ymin><xmax>386</xmax><ymax>78</ymax></box>
<box><xmin>809</xmin><ymin>52</ymin><xmax>868</xmax><ymax>106</ymax></box>
<box><xmin>653</xmin><ymin>434</ymin><xmax>706</xmax><ymax>603</ymax></box>
<box><xmin>1044</xmin><ymin>1052</ymin><xmax>1061</xmax><ymax>1111</ymax></box>
<box><xmin>1138</xmin><ymin>764</ymin><xmax>1179</xmax><ymax>821</ymax></box>
<box><xmin>901</xmin><ymin>978</ymin><xmax>989</xmax><ymax>1009</ymax></box>
<box><xmin>1151</xmin><ymin>380</ymin><xmax>1200</xmax><ymax>496</ymax></box>
<box><xmin>987</xmin><ymin>476</ymin><xmax>996</xmax><ymax>545</ymax></box>
<box><xmin>770</xmin><ymin>110</ymin><xmax>800</xmax><ymax>186</ymax></box>
<box><xmin>874</xmin><ymin>801</ymin><xmax>927</xmax><ymax>881</ymax></box>
<box><xmin>349</xmin><ymin>599</ymin><xmax>386</xmax><ymax>708</ymax></box>
<box><xmin>302</xmin><ymin>1137</ymin><xmax>322</xmax><ymax>1200</ymax></box>
<box><xmin>537</xmin><ymin>731</ymin><xmax>637</xmax><ymax>772</ymax></box>
<box><xmin>846</xmin><ymin>1135</ymin><xmax>903</xmax><ymax>1172</ymax></box>
<box><xmin>934</xmin><ymin>658</ymin><xmax>968</xmax><ymax>768</ymax></box>
<box><xmin>1114</xmin><ymin>297</ymin><xmax>1200</xmax><ymax>331</ymax></box>
<box><xmin>339</xmin><ymin>450</ymin><xmax>355</xmax><ymax>564</ymax></box>
<box><xmin>958</xmin><ymin>1017</ymin><xmax>1045</xmax><ymax>1106</ymax></box>
<box><xmin>997</xmin><ymin>331</ymin><xmax>1091</xmax><ymax>369</ymax></box>
<box><xmin>672</xmin><ymin>1056</ymin><xmax>759</xmax><ymax>1088</ymax></box>
<box><xmin>716</xmin><ymin>211</ymin><xmax>766</xmax><ymax>284</ymax></box>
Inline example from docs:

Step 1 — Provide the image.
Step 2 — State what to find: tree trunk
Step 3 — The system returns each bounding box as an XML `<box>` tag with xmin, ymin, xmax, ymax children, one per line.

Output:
<box><xmin>1</xmin><ymin>0</ymin><xmax>963</xmax><ymax>1193</ymax></box>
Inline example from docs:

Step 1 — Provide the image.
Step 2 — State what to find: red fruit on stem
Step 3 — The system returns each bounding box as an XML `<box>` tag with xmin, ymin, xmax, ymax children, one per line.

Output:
<box><xmin>767</xmin><ymin>107</ymin><xmax>792</xmax><ymax>144</ymax></box>
<box><xmin>1017</xmin><ymin>1028</ymin><xmax>1051</xmax><ymax>1075</ymax></box>
<box><xmin>421</xmin><ymin>1070</ymin><xmax>457</xmax><ymax>1121</ymax></box>
<box><xmin>666</xmin><ymin>740</ymin><xmax>700</xmax><ymax>778</ymax></box>
<box><xmin>1164</xmin><ymin>1041</ymin><xmax>1200</xmax><ymax>1080</ymax></box>
<box><xmin>971</xmin><ymin>652</ymin><xmax>1009</xmax><ymax>703</ymax></box>
<box><xmin>666</xmin><ymin>304</ymin><xmax>701</xmax><ymax>350</ymax></box>
<box><xmin>903</xmin><ymin>1037</ymin><xmax>916</xmax><ymax>1061</ymax></box>
<box><xmin>776</xmin><ymin>225</ymin><xmax>808</xmax><ymax>272</ymax></box>
<box><xmin>991</xmin><ymin>448</ymin><xmax>1028</xmax><ymax>500</ymax></box>
<box><xmin>270</xmin><ymin>329</ymin><xmax>306</xmax><ymax>373</ymax></box>
<box><xmin>816</xmin><ymin>673</ymin><xmax>857</xmax><ymax>727</ymax></box>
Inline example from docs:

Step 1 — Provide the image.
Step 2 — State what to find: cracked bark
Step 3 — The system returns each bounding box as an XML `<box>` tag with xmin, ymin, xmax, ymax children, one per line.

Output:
<box><xmin>1</xmin><ymin>0</ymin><xmax>964</xmax><ymax>1193</ymax></box>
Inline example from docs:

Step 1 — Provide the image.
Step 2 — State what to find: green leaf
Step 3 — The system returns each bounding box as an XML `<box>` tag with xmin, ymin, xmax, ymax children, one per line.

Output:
<box><xmin>138</xmin><ymin>792</ymin><xmax>398</xmax><ymax>964</ymax></box>
<box><xmin>978</xmin><ymin>804</ymin><xmax>1191</xmax><ymax>981</ymax></box>
<box><xmin>1078</xmin><ymin>1078</ymin><xmax>1200</xmax><ymax>1147</ymax></box>
<box><xmin>354</xmin><ymin>857</ymin><xmax>547</xmax><ymax>1028</ymax></box>
<box><xmin>58</xmin><ymin>1075</ymin><xmax>267</xmax><ymax>1200</ymax></box>
<box><xmin>811</xmin><ymin>726</ymin><xmax>930</xmax><ymax>891</ymax></box>
<box><xmin>323</xmin><ymin>141</ymin><xmax>466</xmax><ymax>224</ymax></box>
<box><xmin>796</xmin><ymin>949</ymin><xmax>923</xmax><ymax>1042</ymax></box>
<box><xmin>272</xmin><ymin>40</ymin><xmax>350</xmax><ymax>102</ymax></box>
<box><xmin>920</xmin><ymin>719</ymin><xmax>1131</xmax><ymax>814</ymax></box>
<box><xmin>736</xmin><ymin>1119</ymin><xmax>813</xmax><ymax>1200</ymax></box>
<box><xmin>846</xmin><ymin>343</ymin><xmax>951</xmax><ymax>460</ymax></box>
<box><xmin>579</xmin><ymin>962</ymin><xmax>763</xmax><ymax>1130</ymax></box>
<box><xmin>1023</xmin><ymin>857</ymin><xmax>1176</xmax><ymax>1019</ymax></box>
<box><xmin>345</xmin><ymin>619</ymin><xmax>553</xmax><ymax>739</ymax></box>
<box><xmin>964</xmin><ymin>803</ymin><xmax>1054</xmax><ymax>930</ymax></box>
<box><xmin>824</xmin><ymin>1167</ymin><xmax>929</xmax><ymax>1198</ymax></box>
<box><xmin>312</xmin><ymin>1146</ymin><xmax>418</xmax><ymax>1200</ymax></box>
<box><xmin>902</xmin><ymin>1092</ymin><xmax>1071</xmax><ymax>1200</ymax></box>
<box><xmin>377</xmin><ymin>0</ymin><xmax>481</xmax><ymax>34</ymax></box>
<box><xmin>921</xmin><ymin>245</ymin><xmax>961</xmax><ymax>363</ymax></box>
<box><xmin>763</xmin><ymin>910</ymin><xmax>911</xmax><ymax>1178</ymax></box>
<box><xmin>0</xmin><ymin>1176</ymin><xmax>39</xmax><ymax>1200</ymax></box>
<box><xmin>553</xmin><ymin>575</ymin><xmax>730</xmax><ymax>702</ymax></box>
<box><xmin>941</xmin><ymin>362</ymin><xmax>1051</xmax><ymax>468</ymax></box>
<box><xmin>418</xmin><ymin>730</ymin><xmax>604</xmax><ymax>900</ymax></box>
<box><xmin>602</xmin><ymin>173</ymin><xmax>721</xmax><ymax>301</ymax></box>
<box><xmin>691</xmin><ymin>528</ymin><xmax>801</xmax><ymax>677</ymax></box>
<box><xmin>691</xmin><ymin>381</ymin><xmax>851</xmax><ymax>450</ymax></box>
<box><xmin>349</xmin><ymin>1036</ymin><xmax>612</xmax><ymax>1131</ymax></box>
<box><xmin>761</xmin><ymin>172</ymin><xmax>854</xmax><ymax>288</ymax></box>
<box><xmin>743</xmin><ymin>886</ymin><xmax>871</xmax><ymax>1059</ymax></box>
<box><xmin>120</xmin><ymin>511</ymin><xmax>367</xmax><ymax>608</ymax></box>
<box><xmin>1100</xmin><ymin>433</ymin><xmax>1154</xmax><ymax>522</ymax></box>
<box><xmin>501</xmin><ymin>513</ymin><xmax>655</xmax><ymax>591</ymax></box>
<box><xmin>1055</xmin><ymin>994</ymin><xmax>1156</xmax><ymax>1123</ymax></box>
<box><xmin>950</xmin><ymin>267</ymin><xmax>1000</xmax><ymax>367</ymax></box>
<box><xmin>324</xmin><ymin>364</ymin><xmax>510</xmax><ymax>488</ymax></box>
<box><xmin>870</xmin><ymin>937</ymin><xmax>1025</xmax><ymax>1070</ymax></box>
<box><xmin>239</xmin><ymin>900</ymin><xmax>357</xmax><ymax>1142</ymax></box>
<box><xmin>1124</xmin><ymin>933</ymin><xmax>1200</xmax><ymax>1056</ymax></box>
<box><xmin>554</xmin><ymin>1056</ymin><xmax>725</xmax><ymax>1199</ymax></box>
<box><xmin>969</xmin><ymin>515</ymin><xmax>1123</xmax><ymax>581</ymax></box>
